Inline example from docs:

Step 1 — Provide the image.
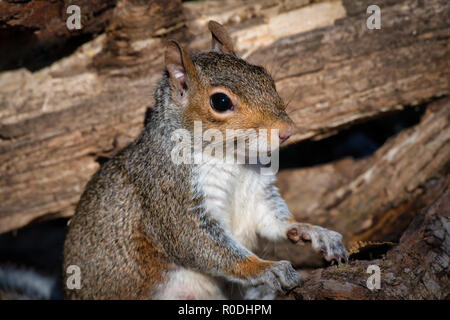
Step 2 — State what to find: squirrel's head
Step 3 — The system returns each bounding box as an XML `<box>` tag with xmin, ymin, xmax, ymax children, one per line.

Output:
<box><xmin>164</xmin><ymin>21</ymin><xmax>294</xmax><ymax>148</ymax></box>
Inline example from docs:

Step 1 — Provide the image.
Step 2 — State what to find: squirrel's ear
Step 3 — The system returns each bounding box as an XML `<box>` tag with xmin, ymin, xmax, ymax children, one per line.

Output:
<box><xmin>165</xmin><ymin>40</ymin><xmax>197</xmax><ymax>98</ymax></box>
<box><xmin>208</xmin><ymin>20</ymin><xmax>235</xmax><ymax>55</ymax></box>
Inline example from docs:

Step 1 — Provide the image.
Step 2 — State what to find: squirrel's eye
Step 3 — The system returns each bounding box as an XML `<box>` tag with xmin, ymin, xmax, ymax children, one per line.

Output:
<box><xmin>210</xmin><ymin>93</ymin><xmax>233</xmax><ymax>112</ymax></box>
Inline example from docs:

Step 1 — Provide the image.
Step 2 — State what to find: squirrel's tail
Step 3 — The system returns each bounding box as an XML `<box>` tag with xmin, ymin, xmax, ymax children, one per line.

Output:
<box><xmin>0</xmin><ymin>265</ymin><xmax>63</xmax><ymax>300</ymax></box>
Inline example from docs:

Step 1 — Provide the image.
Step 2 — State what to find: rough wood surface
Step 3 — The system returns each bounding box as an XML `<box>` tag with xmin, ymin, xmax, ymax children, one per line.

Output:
<box><xmin>282</xmin><ymin>183</ymin><xmax>450</xmax><ymax>300</ymax></box>
<box><xmin>0</xmin><ymin>0</ymin><xmax>449</xmax><ymax>234</ymax></box>
<box><xmin>278</xmin><ymin>98</ymin><xmax>450</xmax><ymax>246</ymax></box>
<box><xmin>0</xmin><ymin>0</ymin><xmax>118</xmax><ymax>71</ymax></box>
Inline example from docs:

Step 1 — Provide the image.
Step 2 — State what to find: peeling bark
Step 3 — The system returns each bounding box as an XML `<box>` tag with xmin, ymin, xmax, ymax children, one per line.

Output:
<box><xmin>282</xmin><ymin>183</ymin><xmax>450</xmax><ymax>300</ymax></box>
<box><xmin>0</xmin><ymin>0</ymin><xmax>118</xmax><ymax>71</ymax></box>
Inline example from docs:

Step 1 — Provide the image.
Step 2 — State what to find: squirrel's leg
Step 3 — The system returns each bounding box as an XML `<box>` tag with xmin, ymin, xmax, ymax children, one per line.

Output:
<box><xmin>152</xmin><ymin>206</ymin><xmax>301</xmax><ymax>297</ymax></box>
<box><xmin>256</xmin><ymin>185</ymin><xmax>348</xmax><ymax>264</ymax></box>
<box><xmin>240</xmin><ymin>184</ymin><xmax>348</xmax><ymax>300</ymax></box>
<box><xmin>153</xmin><ymin>268</ymin><xmax>227</xmax><ymax>299</ymax></box>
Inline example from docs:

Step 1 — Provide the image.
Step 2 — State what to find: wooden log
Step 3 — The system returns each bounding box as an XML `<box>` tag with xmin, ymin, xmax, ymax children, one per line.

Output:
<box><xmin>0</xmin><ymin>0</ymin><xmax>118</xmax><ymax>71</ymax></box>
<box><xmin>278</xmin><ymin>98</ymin><xmax>450</xmax><ymax>245</ymax></box>
<box><xmin>282</xmin><ymin>182</ymin><xmax>450</xmax><ymax>300</ymax></box>
<box><xmin>0</xmin><ymin>0</ymin><xmax>449</xmax><ymax>233</ymax></box>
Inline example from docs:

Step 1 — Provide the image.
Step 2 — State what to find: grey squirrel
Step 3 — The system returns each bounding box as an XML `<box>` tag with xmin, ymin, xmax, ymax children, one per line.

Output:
<box><xmin>63</xmin><ymin>21</ymin><xmax>348</xmax><ymax>299</ymax></box>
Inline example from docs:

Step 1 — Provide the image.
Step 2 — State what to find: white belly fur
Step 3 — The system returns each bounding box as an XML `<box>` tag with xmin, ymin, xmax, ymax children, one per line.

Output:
<box><xmin>156</xmin><ymin>158</ymin><xmax>275</xmax><ymax>299</ymax></box>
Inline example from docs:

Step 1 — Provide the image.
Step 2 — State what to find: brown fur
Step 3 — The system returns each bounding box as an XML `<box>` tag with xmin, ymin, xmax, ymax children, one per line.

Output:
<box><xmin>63</xmin><ymin>21</ymin><xmax>297</xmax><ymax>299</ymax></box>
<box><xmin>232</xmin><ymin>257</ymin><xmax>274</xmax><ymax>279</ymax></box>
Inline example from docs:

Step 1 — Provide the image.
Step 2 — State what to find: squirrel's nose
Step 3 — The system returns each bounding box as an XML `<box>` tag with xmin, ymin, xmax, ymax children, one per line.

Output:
<box><xmin>278</xmin><ymin>126</ymin><xmax>292</xmax><ymax>144</ymax></box>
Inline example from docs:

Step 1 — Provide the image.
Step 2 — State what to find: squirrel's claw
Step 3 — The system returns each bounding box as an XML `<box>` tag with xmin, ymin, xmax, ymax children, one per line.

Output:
<box><xmin>288</xmin><ymin>224</ymin><xmax>349</xmax><ymax>265</ymax></box>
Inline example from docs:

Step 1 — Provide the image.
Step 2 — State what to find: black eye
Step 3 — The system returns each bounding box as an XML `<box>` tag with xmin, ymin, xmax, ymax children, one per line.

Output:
<box><xmin>210</xmin><ymin>93</ymin><xmax>233</xmax><ymax>112</ymax></box>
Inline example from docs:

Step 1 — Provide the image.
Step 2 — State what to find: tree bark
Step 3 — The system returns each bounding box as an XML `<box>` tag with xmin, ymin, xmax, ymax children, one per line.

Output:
<box><xmin>0</xmin><ymin>0</ymin><xmax>118</xmax><ymax>71</ymax></box>
<box><xmin>0</xmin><ymin>0</ymin><xmax>449</xmax><ymax>240</ymax></box>
<box><xmin>282</xmin><ymin>182</ymin><xmax>450</xmax><ymax>300</ymax></box>
<box><xmin>278</xmin><ymin>98</ymin><xmax>450</xmax><ymax>246</ymax></box>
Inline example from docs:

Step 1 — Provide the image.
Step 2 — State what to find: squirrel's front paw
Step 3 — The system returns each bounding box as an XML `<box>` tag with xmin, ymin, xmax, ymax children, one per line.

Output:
<box><xmin>288</xmin><ymin>224</ymin><xmax>348</xmax><ymax>264</ymax></box>
<box><xmin>250</xmin><ymin>260</ymin><xmax>301</xmax><ymax>292</ymax></box>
